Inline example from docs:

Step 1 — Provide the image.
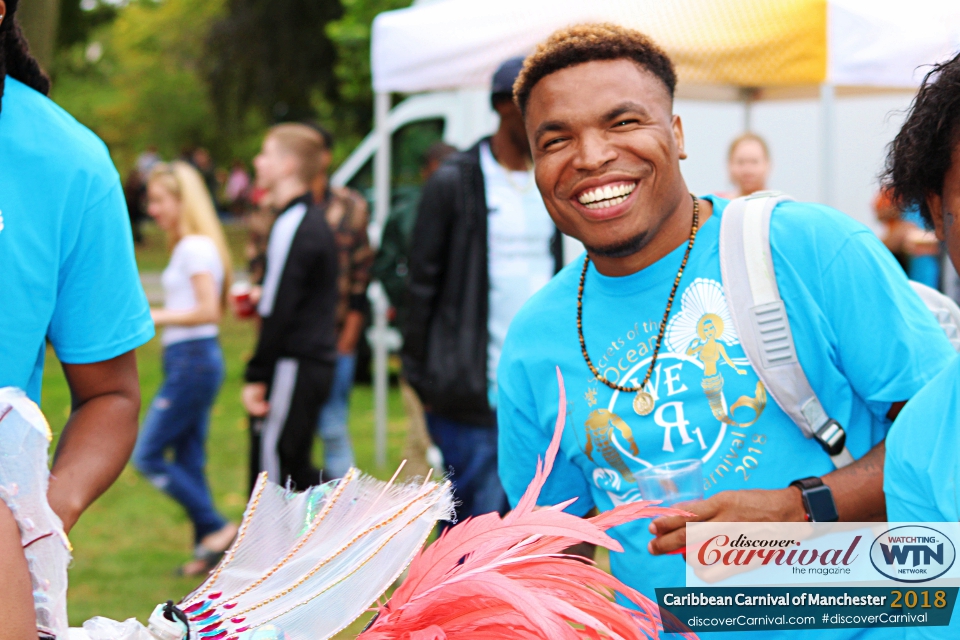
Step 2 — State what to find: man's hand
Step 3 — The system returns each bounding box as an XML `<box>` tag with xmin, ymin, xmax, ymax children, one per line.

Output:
<box><xmin>647</xmin><ymin>488</ymin><xmax>805</xmax><ymax>555</ymax></box>
<box><xmin>337</xmin><ymin>310</ymin><xmax>365</xmax><ymax>355</ymax></box>
<box><xmin>50</xmin><ymin>351</ymin><xmax>141</xmax><ymax>533</ymax></box>
<box><xmin>647</xmin><ymin>439</ymin><xmax>889</xmax><ymax>555</ymax></box>
<box><xmin>242</xmin><ymin>383</ymin><xmax>270</xmax><ymax>417</ymax></box>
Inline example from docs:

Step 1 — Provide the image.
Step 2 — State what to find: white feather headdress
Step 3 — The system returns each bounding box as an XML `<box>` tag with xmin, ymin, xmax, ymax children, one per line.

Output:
<box><xmin>177</xmin><ymin>468</ymin><xmax>453</xmax><ymax>640</ymax></box>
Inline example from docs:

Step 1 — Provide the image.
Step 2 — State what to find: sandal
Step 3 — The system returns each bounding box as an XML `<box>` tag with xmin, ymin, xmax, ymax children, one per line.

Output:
<box><xmin>176</xmin><ymin>545</ymin><xmax>225</xmax><ymax>577</ymax></box>
<box><xmin>176</xmin><ymin>522</ymin><xmax>238</xmax><ymax>577</ymax></box>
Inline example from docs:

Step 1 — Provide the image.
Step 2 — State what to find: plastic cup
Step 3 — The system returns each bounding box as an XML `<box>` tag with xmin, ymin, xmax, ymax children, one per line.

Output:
<box><xmin>638</xmin><ymin>459</ymin><xmax>704</xmax><ymax>556</ymax></box>
<box><xmin>635</xmin><ymin>459</ymin><xmax>704</xmax><ymax>507</ymax></box>
<box><xmin>230</xmin><ymin>282</ymin><xmax>256</xmax><ymax>318</ymax></box>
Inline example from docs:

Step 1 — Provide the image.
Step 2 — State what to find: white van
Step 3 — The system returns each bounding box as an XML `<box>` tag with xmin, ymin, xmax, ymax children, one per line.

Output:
<box><xmin>331</xmin><ymin>88</ymin><xmax>494</xmax><ymax>217</ymax></box>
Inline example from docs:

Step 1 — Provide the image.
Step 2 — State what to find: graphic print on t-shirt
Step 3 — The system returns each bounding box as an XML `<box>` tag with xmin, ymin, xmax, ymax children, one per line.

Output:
<box><xmin>576</xmin><ymin>276</ymin><xmax>767</xmax><ymax>507</ymax></box>
<box><xmin>667</xmin><ymin>278</ymin><xmax>766</xmax><ymax>430</ymax></box>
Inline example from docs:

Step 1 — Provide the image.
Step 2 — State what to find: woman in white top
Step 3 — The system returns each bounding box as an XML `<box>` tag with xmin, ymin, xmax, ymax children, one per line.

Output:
<box><xmin>132</xmin><ymin>161</ymin><xmax>238</xmax><ymax>576</ymax></box>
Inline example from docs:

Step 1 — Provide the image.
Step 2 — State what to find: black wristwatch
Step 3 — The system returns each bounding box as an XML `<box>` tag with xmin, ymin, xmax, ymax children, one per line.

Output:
<box><xmin>789</xmin><ymin>477</ymin><xmax>839</xmax><ymax>522</ymax></box>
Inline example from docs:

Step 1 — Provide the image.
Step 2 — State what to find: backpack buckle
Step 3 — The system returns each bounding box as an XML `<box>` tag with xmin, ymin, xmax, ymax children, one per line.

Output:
<box><xmin>813</xmin><ymin>419</ymin><xmax>846</xmax><ymax>457</ymax></box>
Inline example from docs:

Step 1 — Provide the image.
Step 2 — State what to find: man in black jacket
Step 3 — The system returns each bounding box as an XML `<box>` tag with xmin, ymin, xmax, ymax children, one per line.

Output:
<box><xmin>403</xmin><ymin>58</ymin><xmax>564</xmax><ymax>521</ymax></box>
<box><xmin>243</xmin><ymin>124</ymin><xmax>339</xmax><ymax>491</ymax></box>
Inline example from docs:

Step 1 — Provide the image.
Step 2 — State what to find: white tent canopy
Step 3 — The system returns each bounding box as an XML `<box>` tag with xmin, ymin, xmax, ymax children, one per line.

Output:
<box><xmin>372</xmin><ymin>0</ymin><xmax>960</xmax><ymax>95</ymax></box>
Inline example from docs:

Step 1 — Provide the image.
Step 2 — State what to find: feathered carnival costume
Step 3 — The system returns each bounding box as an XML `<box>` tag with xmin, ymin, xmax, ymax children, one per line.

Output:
<box><xmin>0</xmin><ymin>371</ymin><xmax>695</xmax><ymax>640</ymax></box>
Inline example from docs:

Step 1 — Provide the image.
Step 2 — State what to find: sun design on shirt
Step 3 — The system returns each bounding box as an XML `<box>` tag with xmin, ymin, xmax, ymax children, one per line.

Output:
<box><xmin>584</xmin><ymin>388</ymin><xmax>598</xmax><ymax>407</ymax></box>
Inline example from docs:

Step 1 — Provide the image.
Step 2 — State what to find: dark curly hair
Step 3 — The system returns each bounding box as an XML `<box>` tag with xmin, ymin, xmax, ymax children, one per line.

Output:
<box><xmin>513</xmin><ymin>23</ymin><xmax>676</xmax><ymax>116</ymax></box>
<box><xmin>0</xmin><ymin>0</ymin><xmax>51</xmax><ymax>113</ymax></box>
<box><xmin>882</xmin><ymin>50</ymin><xmax>960</xmax><ymax>226</ymax></box>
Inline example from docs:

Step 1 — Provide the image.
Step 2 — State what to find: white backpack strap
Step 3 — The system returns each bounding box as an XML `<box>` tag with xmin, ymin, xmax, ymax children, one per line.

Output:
<box><xmin>719</xmin><ymin>191</ymin><xmax>854</xmax><ymax>469</ymax></box>
<box><xmin>909</xmin><ymin>280</ymin><xmax>960</xmax><ymax>352</ymax></box>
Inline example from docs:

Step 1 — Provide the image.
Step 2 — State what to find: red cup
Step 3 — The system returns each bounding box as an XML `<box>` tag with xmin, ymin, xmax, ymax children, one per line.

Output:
<box><xmin>231</xmin><ymin>282</ymin><xmax>256</xmax><ymax>319</ymax></box>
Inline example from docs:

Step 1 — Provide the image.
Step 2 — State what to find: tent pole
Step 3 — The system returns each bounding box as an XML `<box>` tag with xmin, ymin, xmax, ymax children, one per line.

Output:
<box><xmin>819</xmin><ymin>83</ymin><xmax>836</xmax><ymax>207</ymax></box>
<box><xmin>740</xmin><ymin>87</ymin><xmax>756</xmax><ymax>132</ymax></box>
<box><xmin>372</xmin><ymin>90</ymin><xmax>391</xmax><ymax>468</ymax></box>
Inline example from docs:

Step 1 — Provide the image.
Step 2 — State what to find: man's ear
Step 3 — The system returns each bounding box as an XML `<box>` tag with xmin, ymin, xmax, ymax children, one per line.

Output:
<box><xmin>925</xmin><ymin>191</ymin><xmax>946</xmax><ymax>241</ymax></box>
<box><xmin>673</xmin><ymin>114</ymin><xmax>687</xmax><ymax>160</ymax></box>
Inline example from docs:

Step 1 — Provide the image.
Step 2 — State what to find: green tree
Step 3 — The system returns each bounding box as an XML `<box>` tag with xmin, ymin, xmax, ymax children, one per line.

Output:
<box><xmin>204</xmin><ymin>0</ymin><xmax>344</xmax><ymax>137</ymax></box>
<box><xmin>51</xmin><ymin>0</ymin><xmax>259</xmax><ymax>175</ymax></box>
<box><xmin>321</xmin><ymin>0</ymin><xmax>412</xmax><ymax>161</ymax></box>
<box><xmin>17</xmin><ymin>0</ymin><xmax>61</xmax><ymax>70</ymax></box>
<box><xmin>56</xmin><ymin>0</ymin><xmax>117</xmax><ymax>51</ymax></box>
<box><xmin>49</xmin><ymin>0</ymin><xmax>415</xmax><ymax>176</ymax></box>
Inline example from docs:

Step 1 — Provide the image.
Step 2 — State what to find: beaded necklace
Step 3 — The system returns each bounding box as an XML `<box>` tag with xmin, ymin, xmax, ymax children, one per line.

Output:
<box><xmin>576</xmin><ymin>193</ymin><xmax>700</xmax><ymax>416</ymax></box>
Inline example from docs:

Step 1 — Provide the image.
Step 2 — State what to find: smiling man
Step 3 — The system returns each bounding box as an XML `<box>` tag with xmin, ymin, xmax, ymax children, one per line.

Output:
<box><xmin>496</xmin><ymin>24</ymin><xmax>954</xmax><ymax>639</ymax></box>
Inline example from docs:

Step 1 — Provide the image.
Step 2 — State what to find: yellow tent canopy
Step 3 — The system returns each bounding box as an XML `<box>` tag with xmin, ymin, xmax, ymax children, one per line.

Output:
<box><xmin>372</xmin><ymin>0</ymin><xmax>960</xmax><ymax>94</ymax></box>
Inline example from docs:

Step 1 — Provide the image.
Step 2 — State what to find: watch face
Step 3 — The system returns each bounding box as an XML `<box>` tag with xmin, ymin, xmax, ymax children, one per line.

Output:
<box><xmin>804</xmin><ymin>485</ymin><xmax>839</xmax><ymax>522</ymax></box>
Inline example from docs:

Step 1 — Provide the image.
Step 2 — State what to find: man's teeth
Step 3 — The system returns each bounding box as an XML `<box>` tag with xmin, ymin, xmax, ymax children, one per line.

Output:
<box><xmin>584</xmin><ymin>195</ymin><xmax>628</xmax><ymax>210</ymax></box>
<box><xmin>578</xmin><ymin>182</ymin><xmax>636</xmax><ymax>209</ymax></box>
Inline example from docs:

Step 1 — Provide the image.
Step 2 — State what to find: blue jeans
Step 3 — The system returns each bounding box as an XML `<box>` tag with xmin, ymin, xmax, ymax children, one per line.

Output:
<box><xmin>315</xmin><ymin>353</ymin><xmax>356</xmax><ymax>479</ymax></box>
<box><xmin>133</xmin><ymin>337</ymin><xmax>227</xmax><ymax>544</ymax></box>
<box><xmin>426</xmin><ymin>413</ymin><xmax>508</xmax><ymax>523</ymax></box>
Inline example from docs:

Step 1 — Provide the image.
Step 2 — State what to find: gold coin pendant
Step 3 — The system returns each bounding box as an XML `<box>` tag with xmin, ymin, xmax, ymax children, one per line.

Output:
<box><xmin>633</xmin><ymin>390</ymin><xmax>655</xmax><ymax>416</ymax></box>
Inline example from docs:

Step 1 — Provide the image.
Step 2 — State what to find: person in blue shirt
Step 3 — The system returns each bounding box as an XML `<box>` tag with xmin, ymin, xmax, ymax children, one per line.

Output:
<box><xmin>874</xmin><ymin>189</ymin><xmax>942</xmax><ymax>288</ymax></box>
<box><xmin>0</xmin><ymin>1</ymin><xmax>154</xmax><ymax>634</ymax></box>
<box><xmin>497</xmin><ymin>24</ymin><xmax>954</xmax><ymax>640</ymax></box>
<box><xmin>883</xmin><ymin>51</ymin><xmax>960</xmax><ymax>639</ymax></box>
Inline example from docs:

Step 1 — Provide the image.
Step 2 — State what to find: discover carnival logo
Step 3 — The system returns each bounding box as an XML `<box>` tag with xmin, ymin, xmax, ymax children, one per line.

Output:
<box><xmin>696</xmin><ymin>533</ymin><xmax>862</xmax><ymax>573</ymax></box>
<box><xmin>870</xmin><ymin>525</ymin><xmax>956</xmax><ymax>583</ymax></box>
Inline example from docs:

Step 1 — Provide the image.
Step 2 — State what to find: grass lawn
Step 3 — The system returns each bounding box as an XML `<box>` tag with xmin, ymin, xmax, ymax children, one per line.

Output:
<box><xmin>41</xmin><ymin>224</ymin><xmax>411</xmax><ymax>637</ymax></box>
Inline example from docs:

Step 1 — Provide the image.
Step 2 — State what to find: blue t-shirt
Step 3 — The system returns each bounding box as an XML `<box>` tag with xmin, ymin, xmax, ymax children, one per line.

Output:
<box><xmin>0</xmin><ymin>77</ymin><xmax>154</xmax><ymax>403</ymax></box>
<box><xmin>498</xmin><ymin>196</ymin><xmax>954</xmax><ymax>640</ymax></box>
<box><xmin>884</xmin><ymin>354</ymin><xmax>960</xmax><ymax>639</ymax></box>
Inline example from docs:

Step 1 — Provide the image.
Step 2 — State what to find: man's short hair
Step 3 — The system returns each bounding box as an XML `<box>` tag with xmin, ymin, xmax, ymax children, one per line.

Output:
<box><xmin>267</xmin><ymin>123</ymin><xmax>326</xmax><ymax>184</ymax></box>
<box><xmin>513</xmin><ymin>23</ymin><xmax>677</xmax><ymax>116</ymax></box>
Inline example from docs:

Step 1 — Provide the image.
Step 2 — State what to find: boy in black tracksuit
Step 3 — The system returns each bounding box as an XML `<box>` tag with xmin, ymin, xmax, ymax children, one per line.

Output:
<box><xmin>244</xmin><ymin>125</ymin><xmax>339</xmax><ymax>491</ymax></box>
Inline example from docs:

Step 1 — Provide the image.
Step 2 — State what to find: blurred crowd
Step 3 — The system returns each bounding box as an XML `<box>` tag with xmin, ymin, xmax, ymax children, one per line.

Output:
<box><xmin>121</xmin><ymin>53</ymin><xmax>960</xmax><ymax>577</ymax></box>
<box><xmin>124</xmin><ymin>145</ymin><xmax>255</xmax><ymax>245</ymax></box>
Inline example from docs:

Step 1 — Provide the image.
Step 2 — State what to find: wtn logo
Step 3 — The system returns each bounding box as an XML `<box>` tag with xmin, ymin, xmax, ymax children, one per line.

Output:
<box><xmin>879</xmin><ymin>542</ymin><xmax>944</xmax><ymax>567</ymax></box>
<box><xmin>871</xmin><ymin>526</ymin><xmax>956</xmax><ymax>583</ymax></box>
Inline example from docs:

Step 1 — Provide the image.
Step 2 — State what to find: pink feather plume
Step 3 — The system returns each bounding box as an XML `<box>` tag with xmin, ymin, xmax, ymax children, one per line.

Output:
<box><xmin>359</xmin><ymin>367</ymin><xmax>697</xmax><ymax>640</ymax></box>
